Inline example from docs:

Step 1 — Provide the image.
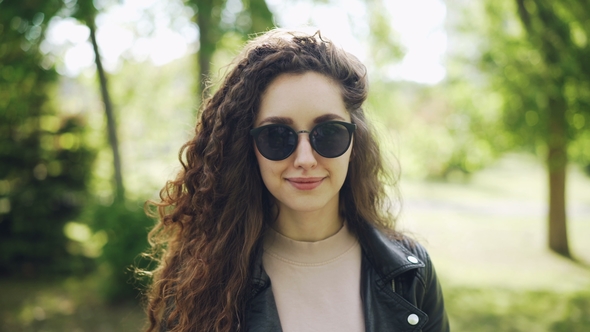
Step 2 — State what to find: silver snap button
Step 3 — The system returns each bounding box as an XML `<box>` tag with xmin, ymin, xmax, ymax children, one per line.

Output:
<box><xmin>407</xmin><ymin>313</ymin><xmax>419</xmax><ymax>325</ymax></box>
<box><xmin>407</xmin><ymin>256</ymin><xmax>419</xmax><ymax>264</ymax></box>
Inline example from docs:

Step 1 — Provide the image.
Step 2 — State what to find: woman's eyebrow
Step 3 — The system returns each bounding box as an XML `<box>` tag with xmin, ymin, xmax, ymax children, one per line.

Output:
<box><xmin>314</xmin><ymin>113</ymin><xmax>346</xmax><ymax>123</ymax></box>
<box><xmin>257</xmin><ymin>116</ymin><xmax>293</xmax><ymax>126</ymax></box>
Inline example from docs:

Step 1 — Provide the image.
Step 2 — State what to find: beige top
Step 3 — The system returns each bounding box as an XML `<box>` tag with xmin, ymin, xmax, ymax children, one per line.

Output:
<box><xmin>262</xmin><ymin>223</ymin><xmax>365</xmax><ymax>332</ymax></box>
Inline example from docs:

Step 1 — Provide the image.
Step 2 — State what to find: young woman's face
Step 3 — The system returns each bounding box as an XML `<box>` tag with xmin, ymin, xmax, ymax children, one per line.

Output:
<box><xmin>253</xmin><ymin>71</ymin><xmax>353</xmax><ymax>216</ymax></box>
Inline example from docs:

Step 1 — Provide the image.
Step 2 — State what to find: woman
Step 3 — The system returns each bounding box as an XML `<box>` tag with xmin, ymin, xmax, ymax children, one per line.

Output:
<box><xmin>145</xmin><ymin>29</ymin><xmax>449</xmax><ymax>332</ymax></box>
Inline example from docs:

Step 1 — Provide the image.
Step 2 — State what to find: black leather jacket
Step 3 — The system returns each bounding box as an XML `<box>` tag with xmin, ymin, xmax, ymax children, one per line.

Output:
<box><xmin>246</xmin><ymin>225</ymin><xmax>450</xmax><ymax>332</ymax></box>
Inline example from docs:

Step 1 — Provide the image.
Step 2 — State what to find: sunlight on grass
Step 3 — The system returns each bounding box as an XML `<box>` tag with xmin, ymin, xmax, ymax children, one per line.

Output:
<box><xmin>398</xmin><ymin>154</ymin><xmax>590</xmax><ymax>291</ymax></box>
<box><xmin>399</xmin><ymin>155</ymin><xmax>590</xmax><ymax>290</ymax></box>
<box><xmin>393</xmin><ymin>153</ymin><xmax>590</xmax><ymax>331</ymax></box>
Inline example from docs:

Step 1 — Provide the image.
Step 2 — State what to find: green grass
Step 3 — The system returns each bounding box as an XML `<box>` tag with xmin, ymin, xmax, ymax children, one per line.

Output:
<box><xmin>2</xmin><ymin>279</ymin><xmax>588</xmax><ymax>332</ymax></box>
<box><xmin>445</xmin><ymin>287</ymin><xmax>590</xmax><ymax>331</ymax></box>
<box><xmin>398</xmin><ymin>153</ymin><xmax>590</xmax><ymax>331</ymax></box>
<box><xmin>0</xmin><ymin>277</ymin><xmax>146</xmax><ymax>332</ymax></box>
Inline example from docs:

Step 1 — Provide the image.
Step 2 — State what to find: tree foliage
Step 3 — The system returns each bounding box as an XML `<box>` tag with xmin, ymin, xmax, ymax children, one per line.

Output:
<box><xmin>0</xmin><ymin>0</ymin><xmax>95</xmax><ymax>276</ymax></box>
<box><xmin>450</xmin><ymin>0</ymin><xmax>590</xmax><ymax>256</ymax></box>
<box><xmin>479</xmin><ymin>0</ymin><xmax>590</xmax><ymax>154</ymax></box>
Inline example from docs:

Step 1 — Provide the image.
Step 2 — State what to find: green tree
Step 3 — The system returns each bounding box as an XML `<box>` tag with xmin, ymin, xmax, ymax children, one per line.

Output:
<box><xmin>513</xmin><ymin>0</ymin><xmax>590</xmax><ymax>257</ymax></box>
<box><xmin>464</xmin><ymin>0</ymin><xmax>590</xmax><ymax>257</ymax></box>
<box><xmin>67</xmin><ymin>1</ymin><xmax>154</xmax><ymax>302</ymax></box>
<box><xmin>72</xmin><ymin>0</ymin><xmax>125</xmax><ymax>203</ymax></box>
<box><xmin>186</xmin><ymin>0</ymin><xmax>275</xmax><ymax>100</ymax></box>
<box><xmin>0</xmin><ymin>0</ymin><xmax>95</xmax><ymax>275</ymax></box>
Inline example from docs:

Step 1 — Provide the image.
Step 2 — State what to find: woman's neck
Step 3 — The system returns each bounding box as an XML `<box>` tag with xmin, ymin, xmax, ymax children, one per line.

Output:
<box><xmin>273</xmin><ymin>206</ymin><xmax>344</xmax><ymax>242</ymax></box>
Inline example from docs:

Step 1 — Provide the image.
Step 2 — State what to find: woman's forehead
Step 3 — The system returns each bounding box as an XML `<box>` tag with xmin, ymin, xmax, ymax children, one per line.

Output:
<box><xmin>255</xmin><ymin>72</ymin><xmax>349</xmax><ymax>127</ymax></box>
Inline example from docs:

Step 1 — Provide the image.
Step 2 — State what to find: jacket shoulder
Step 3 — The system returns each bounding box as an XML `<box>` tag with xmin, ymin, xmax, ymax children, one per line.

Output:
<box><xmin>364</xmin><ymin>226</ymin><xmax>432</xmax><ymax>274</ymax></box>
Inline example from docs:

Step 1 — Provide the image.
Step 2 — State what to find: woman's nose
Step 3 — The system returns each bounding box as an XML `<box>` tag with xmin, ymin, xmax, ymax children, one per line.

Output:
<box><xmin>293</xmin><ymin>134</ymin><xmax>317</xmax><ymax>169</ymax></box>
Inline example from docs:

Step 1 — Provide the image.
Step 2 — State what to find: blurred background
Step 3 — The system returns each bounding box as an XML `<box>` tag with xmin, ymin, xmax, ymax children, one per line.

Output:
<box><xmin>1</xmin><ymin>0</ymin><xmax>589</xmax><ymax>330</ymax></box>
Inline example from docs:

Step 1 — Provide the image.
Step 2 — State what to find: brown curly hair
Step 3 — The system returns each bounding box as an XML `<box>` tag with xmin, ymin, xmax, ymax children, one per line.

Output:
<box><xmin>144</xmin><ymin>29</ymin><xmax>399</xmax><ymax>332</ymax></box>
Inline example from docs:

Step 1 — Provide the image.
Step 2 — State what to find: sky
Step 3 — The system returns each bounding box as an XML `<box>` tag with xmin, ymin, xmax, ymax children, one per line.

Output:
<box><xmin>44</xmin><ymin>0</ymin><xmax>447</xmax><ymax>84</ymax></box>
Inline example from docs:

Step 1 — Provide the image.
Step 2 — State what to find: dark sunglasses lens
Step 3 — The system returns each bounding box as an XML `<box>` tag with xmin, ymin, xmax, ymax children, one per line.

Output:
<box><xmin>311</xmin><ymin>123</ymin><xmax>352</xmax><ymax>157</ymax></box>
<box><xmin>256</xmin><ymin>126</ymin><xmax>297</xmax><ymax>160</ymax></box>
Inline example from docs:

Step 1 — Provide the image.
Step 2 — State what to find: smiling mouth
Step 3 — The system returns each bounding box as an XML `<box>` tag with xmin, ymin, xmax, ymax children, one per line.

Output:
<box><xmin>286</xmin><ymin>177</ymin><xmax>324</xmax><ymax>190</ymax></box>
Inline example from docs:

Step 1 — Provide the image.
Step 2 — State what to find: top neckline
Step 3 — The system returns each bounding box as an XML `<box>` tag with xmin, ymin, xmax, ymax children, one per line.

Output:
<box><xmin>263</xmin><ymin>223</ymin><xmax>358</xmax><ymax>265</ymax></box>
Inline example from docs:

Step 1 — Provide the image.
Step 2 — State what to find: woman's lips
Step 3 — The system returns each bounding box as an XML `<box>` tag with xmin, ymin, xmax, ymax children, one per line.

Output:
<box><xmin>286</xmin><ymin>177</ymin><xmax>324</xmax><ymax>190</ymax></box>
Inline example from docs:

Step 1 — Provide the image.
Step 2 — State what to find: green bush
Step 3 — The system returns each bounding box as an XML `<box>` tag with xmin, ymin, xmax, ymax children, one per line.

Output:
<box><xmin>87</xmin><ymin>201</ymin><xmax>154</xmax><ymax>303</ymax></box>
<box><xmin>0</xmin><ymin>0</ymin><xmax>96</xmax><ymax>278</ymax></box>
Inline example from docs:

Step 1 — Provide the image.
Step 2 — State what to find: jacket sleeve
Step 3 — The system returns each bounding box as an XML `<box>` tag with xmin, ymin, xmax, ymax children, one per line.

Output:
<box><xmin>413</xmin><ymin>243</ymin><xmax>450</xmax><ymax>332</ymax></box>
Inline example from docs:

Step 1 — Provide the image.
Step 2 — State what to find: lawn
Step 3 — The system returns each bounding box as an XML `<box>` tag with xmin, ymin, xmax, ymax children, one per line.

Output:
<box><xmin>0</xmin><ymin>277</ymin><xmax>145</xmax><ymax>332</ymax></box>
<box><xmin>1</xmin><ymin>154</ymin><xmax>589</xmax><ymax>331</ymax></box>
<box><xmin>399</xmin><ymin>153</ymin><xmax>590</xmax><ymax>331</ymax></box>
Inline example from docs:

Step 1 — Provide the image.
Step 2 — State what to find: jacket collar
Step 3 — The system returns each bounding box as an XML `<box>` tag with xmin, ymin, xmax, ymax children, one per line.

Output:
<box><xmin>359</xmin><ymin>225</ymin><xmax>425</xmax><ymax>280</ymax></box>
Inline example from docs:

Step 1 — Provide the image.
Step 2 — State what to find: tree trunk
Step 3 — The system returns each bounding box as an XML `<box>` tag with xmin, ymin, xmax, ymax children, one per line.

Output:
<box><xmin>516</xmin><ymin>0</ymin><xmax>572</xmax><ymax>258</ymax></box>
<box><xmin>88</xmin><ymin>20</ymin><xmax>125</xmax><ymax>203</ymax></box>
<box><xmin>196</xmin><ymin>0</ymin><xmax>219</xmax><ymax>104</ymax></box>
<box><xmin>546</xmin><ymin>95</ymin><xmax>570</xmax><ymax>257</ymax></box>
<box><xmin>247</xmin><ymin>0</ymin><xmax>275</xmax><ymax>34</ymax></box>
<box><xmin>191</xmin><ymin>0</ymin><xmax>274</xmax><ymax>110</ymax></box>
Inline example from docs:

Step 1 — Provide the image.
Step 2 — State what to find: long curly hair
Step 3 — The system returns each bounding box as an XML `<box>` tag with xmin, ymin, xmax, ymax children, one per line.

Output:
<box><xmin>144</xmin><ymin>29</ymin><xmax>399</xmax><ymax>332</ymax></box>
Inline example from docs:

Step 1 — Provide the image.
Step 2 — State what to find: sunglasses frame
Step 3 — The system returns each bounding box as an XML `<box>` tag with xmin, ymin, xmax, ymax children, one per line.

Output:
<box><xmin>250</xmin><ymin>121</ymin><xmax>357</xmax><ymax>161</ymax></box>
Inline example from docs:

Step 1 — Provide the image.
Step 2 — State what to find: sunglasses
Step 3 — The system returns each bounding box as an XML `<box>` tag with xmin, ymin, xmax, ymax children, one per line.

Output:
<box><xmin>250</xmin><ymin>121</ymin><xmax>356</xmax><ymax>161</ymax></box>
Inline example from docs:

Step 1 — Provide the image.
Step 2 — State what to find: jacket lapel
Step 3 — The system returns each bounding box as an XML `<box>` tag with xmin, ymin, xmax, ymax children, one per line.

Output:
<box><xmin>360</xmin><ymin>226</ymin><xmax>429</xmax><ymax>332</ymax></box>
<box><xmin>361</xmin><ymin>254</ymin><xmax>428</xmax><ymax>332</ymax></box>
